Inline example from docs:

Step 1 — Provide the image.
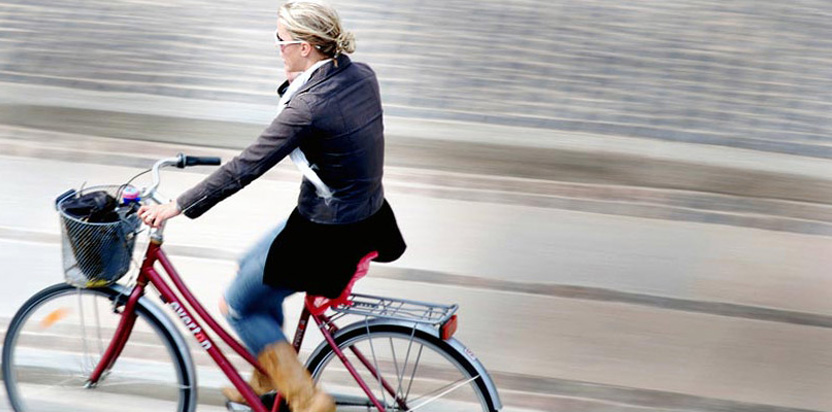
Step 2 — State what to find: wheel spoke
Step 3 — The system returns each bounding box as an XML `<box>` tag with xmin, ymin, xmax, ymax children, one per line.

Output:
<box><xmin>404</xmin><ymin>344</ymin><xmax>424</xmax><ymax>401</ymax></box>
<box><xmin>93</xmin><ymin>294</ymin><xmax>106</xmax><ymax>356</ymax></box>
<box><xmin>405</xmin><ymin>375</ymin><xmax>480</xmax><ymax>411</ymax></box>
<box><xmin>14</xmin><ymin>375</ymin><xmax>80</xmax><ymax>400</ymax></box>
<box><xmin>393</xmin><ymin>327</ymin><xmax>418</xmax><ymax>403</ymax></box>
<box><xmin>77</xmin><ymin>288</ymin><xmax>94</xmax><ymax>371</ymax></box>
<box><xmin>90</xmin><ymin>379</ymin><xmax>192</xmax><ymax>390</ymax></box>
<box><xmin>389</xmin><ymin>336</ymin><xmax>403</xmax><ymax>400</ymax></box>
<box><xmin>365</xmin><ymin>318</ymin><xmax>387</xmax><ymax>407</ymax></box>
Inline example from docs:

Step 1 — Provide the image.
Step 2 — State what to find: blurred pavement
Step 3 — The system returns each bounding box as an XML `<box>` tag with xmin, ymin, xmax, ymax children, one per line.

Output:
<box><xmin>2</xmin><ymin>125</ymin><xmax>832</xmax><ymax>411</ymax></box>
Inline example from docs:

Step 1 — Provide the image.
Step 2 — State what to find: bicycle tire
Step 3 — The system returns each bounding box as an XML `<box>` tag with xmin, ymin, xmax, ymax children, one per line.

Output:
<box><xmin>306</xmin><ymin>323</ymin><xmax>498</xmax><ymax>412</ymax></box>
<box><xmin>2</xmin><ymin>283</ymin><xmax>197</xmax><ymax>412</ymax></box>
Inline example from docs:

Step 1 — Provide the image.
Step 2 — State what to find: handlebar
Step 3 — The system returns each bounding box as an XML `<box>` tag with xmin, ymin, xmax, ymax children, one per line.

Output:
<box><xmin>178</xmin><ymin>155</ymin><xmax>222</xmax><ymax>168</ymax></box>
<box><xmin>142</xmin><ymin>153</ymin><xmax>222</xmax><ymax>204</ymax></box>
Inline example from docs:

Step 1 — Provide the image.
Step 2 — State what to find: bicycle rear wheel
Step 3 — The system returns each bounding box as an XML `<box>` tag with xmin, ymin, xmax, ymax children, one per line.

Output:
<box><xmin>2</xmin><ymin>284</ymin><xmax>196</xmax><ymax>412</ymax></box>
<box><xmin>306</xmin><ymin>323</ymin><xmax>497</xmax><ymax>412</ymax></box>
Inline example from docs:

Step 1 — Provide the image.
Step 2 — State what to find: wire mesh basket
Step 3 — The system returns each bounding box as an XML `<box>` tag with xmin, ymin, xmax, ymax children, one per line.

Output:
<box><xmin>57</xmin><ymin>185</ymin><xmax>141</xmax><ymax>288</ymax></box>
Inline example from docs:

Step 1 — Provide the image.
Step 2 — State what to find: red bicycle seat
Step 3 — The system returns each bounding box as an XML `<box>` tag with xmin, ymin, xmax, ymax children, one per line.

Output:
<box><xmin>305</xmin><ymin>251</ymin><xmax>378</xmax><ymax>316</ymax></box>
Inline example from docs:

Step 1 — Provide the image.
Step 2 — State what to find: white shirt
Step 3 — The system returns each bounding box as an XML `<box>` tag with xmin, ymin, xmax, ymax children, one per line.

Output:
<box><xmin>278</xmin><ymin>58</ymin><xmax>334</xmax><ymax>202</ymax></box>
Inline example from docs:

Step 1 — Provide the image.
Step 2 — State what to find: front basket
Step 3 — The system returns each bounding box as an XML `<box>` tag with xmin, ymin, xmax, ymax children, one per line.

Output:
<box><xmin>57</xmin><ymin>186</ymin><xmax>140</xmax><ymax>287</ymax></box>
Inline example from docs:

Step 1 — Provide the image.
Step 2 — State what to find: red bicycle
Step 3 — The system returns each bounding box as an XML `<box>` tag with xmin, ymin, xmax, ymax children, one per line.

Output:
<box><xmin>2</xmin><ymin>154</ymin><xmax>502</xmax><ymax>412</ymax></box>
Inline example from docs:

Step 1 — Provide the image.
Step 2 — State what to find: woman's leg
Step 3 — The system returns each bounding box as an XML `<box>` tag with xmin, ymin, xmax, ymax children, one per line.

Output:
<box><xmin>220</xmin><ymin>223</ymin><xmax>292</xmax><ymax>404</ymax></box>
<box><xmin>223</xmin><ymin>221</ymin><xmax>294</xmax><ymax>356</ymax></box>
<box><xmin>221</xmin><ymin>221</ymin><xmax>335</xmax><ymax>412</ymax></box>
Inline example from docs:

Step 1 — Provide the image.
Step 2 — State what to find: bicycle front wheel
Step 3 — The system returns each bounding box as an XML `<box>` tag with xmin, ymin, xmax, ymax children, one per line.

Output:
<box><xmin>2</xmin><ymin>283</ymin><xmax>196</xmax><ymax>412</ymax></box>
<box><xmin>307</xmin><ymin>323</ymin><xmax>497</xmax><ymax>412</ymax></box>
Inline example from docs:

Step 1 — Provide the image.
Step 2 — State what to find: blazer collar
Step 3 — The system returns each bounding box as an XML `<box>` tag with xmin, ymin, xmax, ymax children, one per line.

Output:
<box><xmin>286</xmin><ymin>54</ymin><xmax>352</xmax><ymax>103</ymax></box>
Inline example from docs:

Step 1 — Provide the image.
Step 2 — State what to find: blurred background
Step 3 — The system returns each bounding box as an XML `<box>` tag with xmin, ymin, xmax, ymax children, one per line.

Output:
<box><xmin>1</xmin><ymin>0</ymin><xmax>832</xmax><ymax>411</ymax></box>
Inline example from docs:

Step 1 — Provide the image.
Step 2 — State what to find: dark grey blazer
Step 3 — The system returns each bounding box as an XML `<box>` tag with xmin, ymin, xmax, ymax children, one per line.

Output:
<box><xmin>177</xmin><ymin>55</ymin><xmax>385</xmax><ymax>224</ymax></box>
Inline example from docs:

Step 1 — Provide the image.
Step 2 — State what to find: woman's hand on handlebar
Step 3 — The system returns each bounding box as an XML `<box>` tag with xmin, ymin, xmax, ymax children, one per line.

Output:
<box><xmin>138</xmin><ymin>202</ymin><xmax>181</xmax><ymax>228</ymax></box>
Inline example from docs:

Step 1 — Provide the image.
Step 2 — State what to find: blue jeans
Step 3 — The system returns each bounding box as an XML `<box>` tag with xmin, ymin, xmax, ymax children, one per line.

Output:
<box><xmin>224</xmin><ymin>221</ymin><xmax>295</xmax><ymax>356</ymax></box>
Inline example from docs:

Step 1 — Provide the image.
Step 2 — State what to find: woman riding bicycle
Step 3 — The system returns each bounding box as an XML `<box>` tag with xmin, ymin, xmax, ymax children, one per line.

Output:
<box><xmin>137</xmin><ymin>2</ymin><xmax>406</xmax><ymax>411</ymax></box>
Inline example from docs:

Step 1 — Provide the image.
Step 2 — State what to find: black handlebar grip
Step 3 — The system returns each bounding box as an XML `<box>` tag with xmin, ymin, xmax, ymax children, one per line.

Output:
<box><xmin>183</xmin><ymin>156</ymin><xmax>222</xmax><ymax>167</ymax></box>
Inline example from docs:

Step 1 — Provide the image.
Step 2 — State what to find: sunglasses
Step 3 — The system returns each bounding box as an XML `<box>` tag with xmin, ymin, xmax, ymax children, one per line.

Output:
<box><xmin>274</xmin><ymin>30</ymin><xmax>305</xmax><ymax>47</ymax></box>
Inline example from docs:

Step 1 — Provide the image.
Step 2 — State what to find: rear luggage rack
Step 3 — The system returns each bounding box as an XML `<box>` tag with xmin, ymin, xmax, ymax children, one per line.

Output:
<box><xmin>333</xmin><ymin>293</ymin><xmax>458</xmax><ymax>326</ymax></box>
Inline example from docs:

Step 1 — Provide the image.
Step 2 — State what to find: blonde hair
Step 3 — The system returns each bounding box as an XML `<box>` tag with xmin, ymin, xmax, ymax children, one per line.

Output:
<box><xmin>278</xmin><ymin>1</ymin><xmax>356</xmax><ymax>59</ymax></box>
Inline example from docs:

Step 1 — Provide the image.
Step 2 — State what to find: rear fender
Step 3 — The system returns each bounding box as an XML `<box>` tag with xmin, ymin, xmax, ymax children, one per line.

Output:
<box><xmin>306</xmin><ymin>318</ymin><xmax>502</xmax><ymax>411</ymax></box>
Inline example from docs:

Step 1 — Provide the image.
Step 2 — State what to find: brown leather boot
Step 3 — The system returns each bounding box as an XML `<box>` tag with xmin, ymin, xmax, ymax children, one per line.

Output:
<box><xmin>221</xmin><ymin>369</ymin><xmax>275</xmax><ymax>405</ymax></box>
<box><xmin>259</xmin><ymin>342</ymin><xmax>335</xmax><ymax>412</ymax></box>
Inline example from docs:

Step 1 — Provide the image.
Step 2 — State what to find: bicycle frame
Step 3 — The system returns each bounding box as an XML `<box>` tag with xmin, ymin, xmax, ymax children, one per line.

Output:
<box><xmin>85</xmin><ymin>239</ymin><xmax>405</xmax><ymax>412</ymax></box>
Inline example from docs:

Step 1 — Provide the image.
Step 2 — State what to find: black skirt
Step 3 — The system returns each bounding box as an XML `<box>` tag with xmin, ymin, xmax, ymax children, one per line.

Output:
<box><xmin>262</xmin><ymin>200</ymin><xmax>406</xmax><ymax>298</ymax></box>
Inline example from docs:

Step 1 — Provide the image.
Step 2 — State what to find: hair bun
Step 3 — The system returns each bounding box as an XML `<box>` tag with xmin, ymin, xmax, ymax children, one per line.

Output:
<box><xmin>338</xmin><ymin>31</ymin><xmax>356</xmax><ymax>54</ymax></box>
<box><xmin>279</xmin><ymin>1</ymin><xmax>355</xmax><ymax>57</ymax></box>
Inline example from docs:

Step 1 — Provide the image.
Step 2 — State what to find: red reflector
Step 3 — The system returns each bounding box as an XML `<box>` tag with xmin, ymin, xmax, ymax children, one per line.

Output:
<box><xmin>441</xmin><ymin>315</ymin><xmax>458</xmax><ymax>340</ymax></box>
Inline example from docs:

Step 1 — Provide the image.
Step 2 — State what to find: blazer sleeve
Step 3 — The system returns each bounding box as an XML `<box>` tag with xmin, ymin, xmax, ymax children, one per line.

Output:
<box><xmin>176</xmin><ymin>97</ymin><xmax>313</xmax><ymax>218</ymax></box>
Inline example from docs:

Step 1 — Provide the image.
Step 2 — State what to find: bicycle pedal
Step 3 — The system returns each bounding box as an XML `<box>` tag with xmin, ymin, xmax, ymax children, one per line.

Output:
<box><xmin>225</xmin><ymin>401</ymin><xmax>251</xmax><ymax>412</ymax></box>
<box><xmin>225</xmin><ymin>392</ymin><xmax>288</xmax><ymax>412</ymax></box>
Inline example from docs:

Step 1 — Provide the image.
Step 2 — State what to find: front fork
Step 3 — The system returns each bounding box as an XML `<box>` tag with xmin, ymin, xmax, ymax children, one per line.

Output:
<box><xmin>85</xmin><ymin>281</ymin><xmax>147</xmax><ymax>386</ymax></box>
